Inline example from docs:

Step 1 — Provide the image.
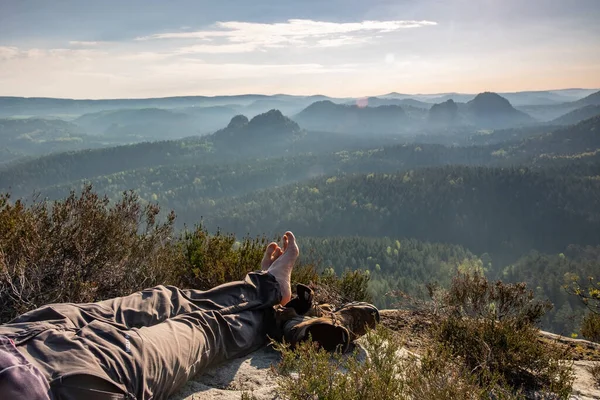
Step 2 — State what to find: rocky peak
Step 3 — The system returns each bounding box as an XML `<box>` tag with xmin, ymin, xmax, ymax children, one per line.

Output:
<box><xmin>466</xmin><ymin>92</ymin><xmax>534</xmax><ymax>128</ymax></box>
<box><xmin>467</xmin><ymin>92</ymin><xmax>516</xmax><ymax>115</ymax></box>
<box><xmin>429</xmin><ymin>99</ymin><xmax>458</xmax><ymax>123</ymax></box>
<box><xmin>246</xmin><ymin>109</ymin><xmax>300</xmax><ymax>135</ymax></box>
<box><xmin>213</xmin><ymin>109</ymin><xmax>300</xmax><ymax>142</ymax></box>
<box><xmin>226</xmin><ymin>114</ymin><xmax>249</xmax><ymax>130</ymax></box>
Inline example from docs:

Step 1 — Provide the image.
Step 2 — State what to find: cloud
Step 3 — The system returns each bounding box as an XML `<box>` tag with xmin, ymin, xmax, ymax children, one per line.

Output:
<box><xmin>137</xmin><ymin>19</ymin><xmax>437</xmax><ymax>53</ymax></box>
<box><xmin>0</xmin><ymin>42</ymin><xmax>358</xmax><ymax>97</ymax></box>
<box><xmin>69</xmin><ymin>41</ymin><xmax>106</xmax><ymax>47</ymax></box>
<box><xmin>316</xmin><ymin>36</ymin><xmax>370</xmax><ymax>48</ymax></box>
<box><xmin>148</xmin><ymin>60</ymin><xmax>355</xmax><ymax>78</ymax></box>
<box><xmin>0</xmin><ymin>46</ymin><xmax>20</xmax><ymax>60</ymax></box>
<box><xmin>0</xmin><ymin>46</ymin><xmax>102</xmax><ymax>61</ymax></box>
<box><xmin>177</xmin><ymin>43</ymin><xmax>259</xmax><ymax>54</ymax></box>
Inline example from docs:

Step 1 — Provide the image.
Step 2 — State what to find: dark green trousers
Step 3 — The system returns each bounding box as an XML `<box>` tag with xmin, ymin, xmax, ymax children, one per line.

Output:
<box><xmin>0</xmin><ymin>272</ymin><xmax>281</xmax><ymax>400</ymax></box>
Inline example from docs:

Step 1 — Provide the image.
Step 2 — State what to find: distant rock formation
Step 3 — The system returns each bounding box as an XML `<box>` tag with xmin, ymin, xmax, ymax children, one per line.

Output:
<box><xmin>226</xmin><ymin>114</ymin><xmax>249</xmax><ymax>130</ymax></box>
<box><xmin>466</xmin><ymin>92</ymin><xmax>534</xmax><ymax>128</ymax></box>
<box><xmin>213</xmin><ymin>109</ymin><xmax>301</xmax><ymax>142</ymax></box>
<box><xmin>295</xmin><ymin>100</ymin><xmax>409</xmax><ymax>134</ymax></box>
<box><xmin>246</xmin><ymin>109</ymin><xmax>300</xmax><ymax>135</ymax></box>
<box><xmin>428</xmin><ymin>99</ymin><xmax>459</xmax><ymax>124</ymax></box>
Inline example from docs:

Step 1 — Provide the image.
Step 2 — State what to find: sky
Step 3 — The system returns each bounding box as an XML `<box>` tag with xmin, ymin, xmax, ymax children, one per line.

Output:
<box><xmin>1</xmin><ymin>0</ymin><xmax>599</xmax><ymax>99</ymax></box>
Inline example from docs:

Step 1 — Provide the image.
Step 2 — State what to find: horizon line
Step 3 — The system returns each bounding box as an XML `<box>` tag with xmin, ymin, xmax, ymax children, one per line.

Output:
<box><xmin>1</xmin><ymin>86</ymin><xmax>599</xmax><ymax>102</ymax></box>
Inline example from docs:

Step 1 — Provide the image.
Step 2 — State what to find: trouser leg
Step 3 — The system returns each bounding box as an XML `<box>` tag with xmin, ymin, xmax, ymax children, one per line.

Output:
<box><xmin>135</xmin><ymin>308</ymin><xmax>271</xmax><ymax>399</ymax></box>
<box><xmin>5</xmin><ymin>272</ymin><xmax>282</xmax><ymax>400</ymax></box>
<box><xmin>131</xmin><ymin>272</ymin><xmax>282</xmax><ymax>399</ymax></box>
<box><xmin>10</xmin><ymin>272</ymin><xmax>281</xmax><ymax>330</ymax></box>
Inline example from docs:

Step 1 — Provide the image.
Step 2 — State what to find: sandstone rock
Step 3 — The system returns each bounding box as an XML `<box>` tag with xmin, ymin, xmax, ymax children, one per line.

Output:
<box><xmin>170</xmin><ymin>346</ymin><xmax>280</xmax><ymax>400</ymax></box>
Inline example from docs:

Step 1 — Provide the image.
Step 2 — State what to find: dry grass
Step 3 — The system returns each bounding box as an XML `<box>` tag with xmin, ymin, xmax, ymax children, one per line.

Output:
<box><xmin>273</xmin><ymin>326</ymin><xmax>521</xmax><ymax>400</ymax></box>
<box><xmin>588</xmin><ymin>362</ymin><xmax>600</xmax><ymax>387</ymax></box>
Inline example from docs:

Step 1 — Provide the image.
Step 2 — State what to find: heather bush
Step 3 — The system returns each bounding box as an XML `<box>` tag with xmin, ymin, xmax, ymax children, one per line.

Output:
<box><xmin>180</xmin><ymin>226</ymin><xmax>269</xmax><ymax>290</ymax></box>
<box><xmin>0</xmin><ymin>186</ymin><xmax>182</xmax><ymax>322</ymax></box>
<box><xmin>317</xmin><ymin>268</ymin><xmax>372</xmax><ymax>306</ymax></box>
<box><xmin>581</xmin><ymin>312</ymin><xmax>600</xmax><ymax>343</ymax></box>
<box><xmin>274</xmin><ymin>327</ymin><xmax>408</xmax><ymax>400</ymax></box>
<box><xmin>273</xmin><ymin>326</ymin><xmax>516</xmax><ymax>400</ymax></box>
<box><xmin>431</xmin><ymin>272</ymin><xmax>573</xmax><ymax>398</ymax></box>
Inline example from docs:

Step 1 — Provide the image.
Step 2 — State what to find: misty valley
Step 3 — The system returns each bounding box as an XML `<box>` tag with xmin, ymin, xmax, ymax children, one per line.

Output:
<box><xmin>1</xmin><ymin>88</ymin><xmax>600</xmax><ymax>336</ymax></box>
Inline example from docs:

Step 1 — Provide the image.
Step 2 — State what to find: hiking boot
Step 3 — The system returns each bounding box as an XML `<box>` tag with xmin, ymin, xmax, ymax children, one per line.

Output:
<box><xmin>275</xmin><ymin>287</ymin><xmax>380</xmax><ymax>352</ymax></box>
<box><xmin>331</xmin><ymin>302</ymin><xmax>380</xmax><ymax>341</ymax></box>
<box><xmin>283</xmin><ymin>313</ymin><xmax>351</xmax><ymax>352</ymax></box>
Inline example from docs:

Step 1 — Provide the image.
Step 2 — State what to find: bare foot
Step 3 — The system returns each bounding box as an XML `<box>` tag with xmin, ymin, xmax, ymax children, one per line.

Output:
<box><xmin>267</xmin><ymin>231</ymin><xmax>299</xmax><ymax>305</ymax></box>
<box><xmin>261</xmin><ymin>242</ymin><xmax>281</xmax><ymax>270</ymax></box>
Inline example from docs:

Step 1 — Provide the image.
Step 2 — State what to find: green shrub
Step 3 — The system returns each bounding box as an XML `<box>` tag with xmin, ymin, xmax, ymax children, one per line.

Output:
<box><xmin>0</xmin><ymin>186</ymin><xmax>182</xmax><ymax>323</ymax></box>
<box><xmin>318</xmin><ymin>269</ymin><xmax>372</xmax><ymax>306</ymax></box>
<box><xmin>180</xmin><ymin>226</ymin><xmax>268</xmax><ymax>290</ymax></box>
<box><xmin>431</xmin><ymin>273</ymin><xmax>573</xmax><ymax>398</ymax></box>
<box><xmin>407</xmin><ymin>345</ymin><xmax>518</xmax><ymax>400</ymax></box>
<box><xmin>581</xmin><ymin>312</ymin><xmax>600</xmax><ymax>343</ymax></box>
<box><xmin>566</xmin><ymin>275</ymin><xmax>600</xmax><ymax>314</ymax></box>
<box><xmin>337</xmin><ymin>269</ymin><xmax>372</xmax><ymax>304</ymax></box>
<box><xmin>273</xmin><ymin>326</ymin><xmax>516</xmax><ymax>400</ymax></box>
<box><xmin>290</xmin><ymin>262</ymin><xmax>320</xmax><ymax>287</ymax></box>
<box><xmin>274</xmin><ymin>327</ymin><xmax>407</xmax><ymax>400</ymax></box>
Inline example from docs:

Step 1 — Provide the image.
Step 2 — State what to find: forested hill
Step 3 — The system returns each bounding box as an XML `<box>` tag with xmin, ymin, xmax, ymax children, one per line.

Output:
<box><xmin>188</xmin><ymin>165</ymin><xmax>600</xmax><ymax>261</ymax></box>
<box><xmin>29</xmin><ymin>143</ymin><xmax>498</xmax><ymax>206</ymax></box>
<box><xmin>506</xmin><ymin>114</ymin><xmax>600</xmax><ymax>163</ymax></box>
<box><xmin>551</xmin><ymin>105</ymin><xmax>600</xmax><ymax>126</ymax></box>
<box><xmin>0</xmin><ymin>108</ymin><xmax>415</xmax><ymax>196</ymax></box>
<box><xmin>0</xmin><ymin>118</ymin><xmax>99</xmax><ymax>158</ymax></box>
<box><xmin>572</xmin><ymin>89</ymin><xmax>600</xmax><ymax>107</ymax></box>
<box><xmin>4</xmin><ymin>114</ymin><xmax>600</xmax><ymax>201</ymax></box>
<box><xmin>294</xmin><ymin>101</ymin><xmax>411</xmax><ymax>134</ymax></box>
<box><xmin>0</xmin><ymin>138</ymin><xmax>214</xmax><ymax>195</ymax></box>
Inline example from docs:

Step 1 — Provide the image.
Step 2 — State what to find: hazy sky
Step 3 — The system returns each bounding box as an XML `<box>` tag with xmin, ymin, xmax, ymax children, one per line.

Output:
<box><xmin>1</xmin><ymin>0</ymin><xmax>599</xmax><ymax>98</ymax></box>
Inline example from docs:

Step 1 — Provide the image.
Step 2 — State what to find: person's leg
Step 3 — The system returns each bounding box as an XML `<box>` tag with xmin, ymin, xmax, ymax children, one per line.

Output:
<box><xmin>123</xmin><ymin>232</ymin><xmax>299</xmax><ymax>399</ymax></box>
<box><xmin>16</xmin><ymin>232</ymin><xmax>298</xmax><ymax>400</ymax></box>
<box><xmin>9</xmin><ymin>233</ymin><xmax>295</xmax><ymax>332</ymax></box>
<box><xmin>132</xmin><ymin>287</ymin><xmax>277</xmax><ymax>398</ymax></box>
<box><xmin>33</xmin><ymin>271</ymin><xmax>281</xmax><ymax>400</ymax></box>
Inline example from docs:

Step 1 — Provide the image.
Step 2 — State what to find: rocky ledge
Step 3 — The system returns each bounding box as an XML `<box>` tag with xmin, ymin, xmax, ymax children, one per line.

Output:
<box><xmin>171</xmin><ymin>310</ymin><xmax>600</xmax><ymax>400</ymax></box>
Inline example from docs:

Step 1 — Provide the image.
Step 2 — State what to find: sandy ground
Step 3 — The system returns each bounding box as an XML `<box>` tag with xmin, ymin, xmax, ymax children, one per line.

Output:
<box><xmin>571</xmin><ymin>361</ymin><xmax>600</xmax><ymax>400</ymax></box>
<box><xmin>170</xmin><ymin>346</ymin><xmax>280</xmax><ymax>400</ymax></box>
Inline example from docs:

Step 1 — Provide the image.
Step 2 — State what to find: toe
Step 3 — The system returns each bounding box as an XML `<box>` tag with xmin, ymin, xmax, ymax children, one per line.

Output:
<box><xmin>282</xmin><ymin>234</ymin><xmax>289</xmax><ymax>252</ymax></box>
<box><xmin>261</xmin><ymin>242</ymin><xmax>278</xmax><ymax>270</ymax></box>
<box><xmin>284</xmin><ymin>231</ymin><xmax>299</xmax><ymax>257</ymax></box>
